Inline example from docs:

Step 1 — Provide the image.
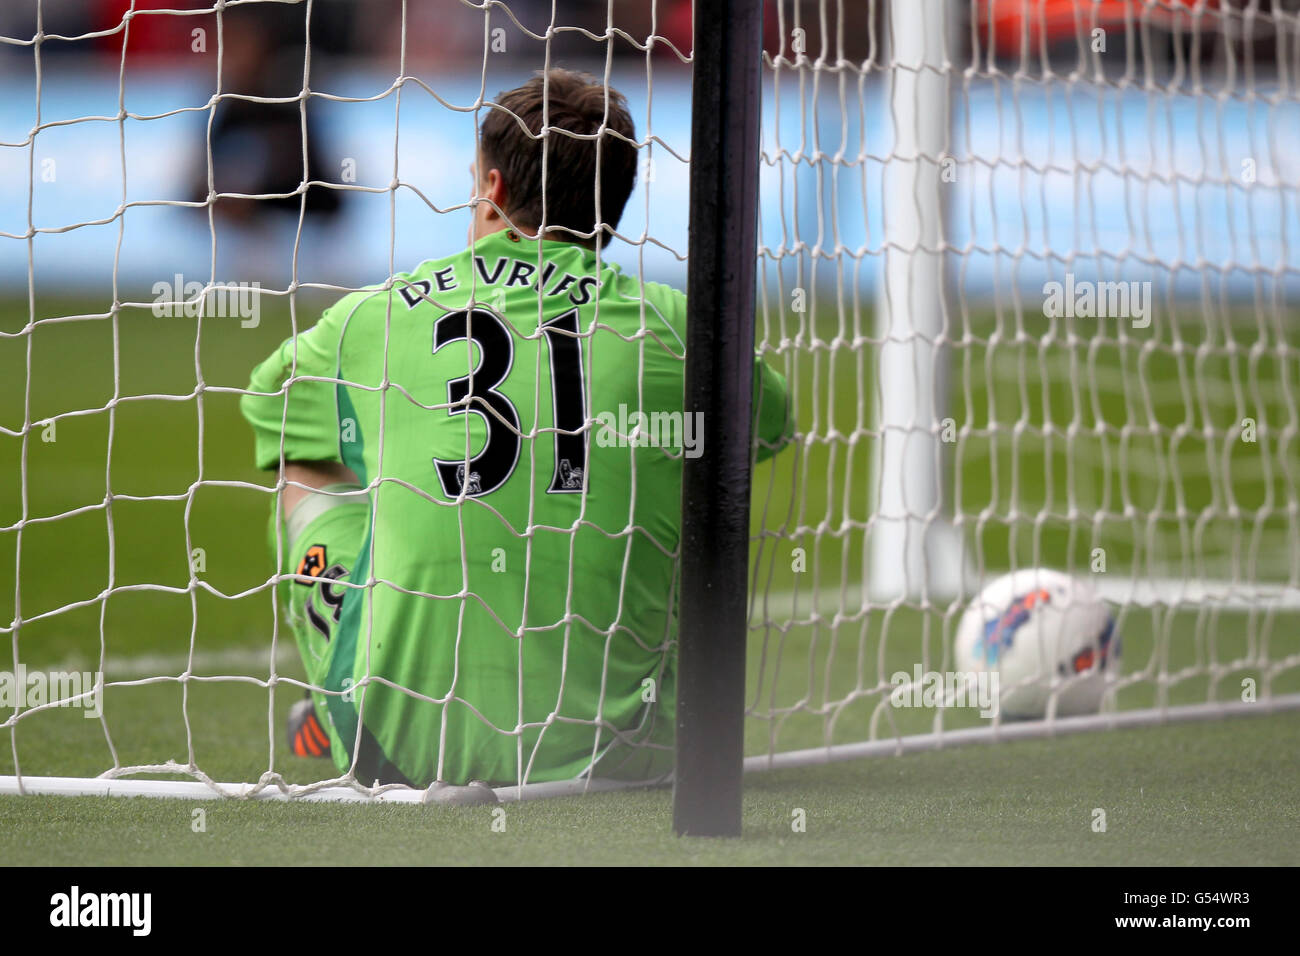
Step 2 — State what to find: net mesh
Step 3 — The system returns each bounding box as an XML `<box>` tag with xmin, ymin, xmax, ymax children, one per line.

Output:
<box><xmin>749</xmin><ymin>0</ymin><xmax>1300</xmax><ymax>756</ymax></box>
<box><xmin>0</xmin><ymin>0</ymin><xmax>1297</xmax><ymax>796</ymax></box>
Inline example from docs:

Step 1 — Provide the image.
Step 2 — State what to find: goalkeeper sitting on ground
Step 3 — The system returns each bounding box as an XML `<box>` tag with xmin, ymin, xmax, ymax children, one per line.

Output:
<box><xmin>240</xmin><ymin>69</ymin><xmax>793</xmax><ymax>788</ymax></box>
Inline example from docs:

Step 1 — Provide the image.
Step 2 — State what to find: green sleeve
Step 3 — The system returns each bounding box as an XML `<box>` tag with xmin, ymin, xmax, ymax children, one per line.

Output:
<box><xmin>240</xmin><ymin>306</ymin><xmax>347</xmax><ymax>470</ymax></box>
<box><xmin>753</xmin><ymin>356</ymin><xmax>793</xmax><ymax>463</ymax></box>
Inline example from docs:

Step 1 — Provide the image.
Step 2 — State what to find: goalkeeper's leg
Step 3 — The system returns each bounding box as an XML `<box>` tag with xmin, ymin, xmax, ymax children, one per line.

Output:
<box><xmin>270</xmin><ymin>483</ymin><xmax>368</xmax><ymax>765</ymax></box>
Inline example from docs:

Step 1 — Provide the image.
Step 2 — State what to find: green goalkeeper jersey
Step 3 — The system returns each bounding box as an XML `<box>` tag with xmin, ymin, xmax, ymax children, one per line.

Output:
<box><xmin>241</xmin><ymin>228</ymin><xmax>793</xmax><ymax>786</ymax></box>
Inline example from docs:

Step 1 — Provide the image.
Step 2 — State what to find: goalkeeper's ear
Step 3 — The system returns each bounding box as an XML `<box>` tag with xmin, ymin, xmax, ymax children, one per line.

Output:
<box><xmin>478</xmin><ymin>167</ymin><xmax>508</xmax><ymax>222</ymax></box>
<box><xmin>469</xmin><ymin>151</ymin><xmax>515</xmax><ymax>243</ymax></box>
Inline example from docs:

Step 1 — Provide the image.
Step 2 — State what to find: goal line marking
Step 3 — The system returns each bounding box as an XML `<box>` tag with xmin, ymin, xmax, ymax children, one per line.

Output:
<box><xmin>753</xmin><ymin>578</ymin><xmax>1300</xmax><ymax>620</ymax></box>
<box><xmin>28</xmin><ymin>574</ymin><xmax>1296</xmax><ymax>678</ymax></box>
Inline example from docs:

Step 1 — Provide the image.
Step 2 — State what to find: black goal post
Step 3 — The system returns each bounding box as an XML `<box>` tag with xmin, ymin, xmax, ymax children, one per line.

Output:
<box><xmin>672</xmin><ymin>0</ymin><xmax>765</xmax><ymax>838</ymax></box>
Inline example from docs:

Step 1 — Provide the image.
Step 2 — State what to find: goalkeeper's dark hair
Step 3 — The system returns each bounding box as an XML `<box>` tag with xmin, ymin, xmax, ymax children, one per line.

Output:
<box><xmin>479</xmin><ymin>69</ymin><xmax>638</xmax><ymax>241</ymax></box>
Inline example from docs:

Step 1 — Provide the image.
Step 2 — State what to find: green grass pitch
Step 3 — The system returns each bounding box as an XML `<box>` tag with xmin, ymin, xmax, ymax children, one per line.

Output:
<box><xmin>0</xmin><ymin>292</ymin><xmax>1297</xmax><ymax>865</ymax></box>
<box><xmin>2</xmin><ymin>715</ymin><xmax>1296</xmax><ymax>865</ymax></box>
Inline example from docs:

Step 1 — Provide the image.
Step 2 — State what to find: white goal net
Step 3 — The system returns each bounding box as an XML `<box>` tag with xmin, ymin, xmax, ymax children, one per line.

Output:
<box><xmin>747</xmin><ymin>0</ymin><xmax>1300</xmax><ymax>764</ymax></box>
<box><xmin>0</xmin><ymin>0</ymin><xmax>1297</xmax><ymax>802</ymax></box>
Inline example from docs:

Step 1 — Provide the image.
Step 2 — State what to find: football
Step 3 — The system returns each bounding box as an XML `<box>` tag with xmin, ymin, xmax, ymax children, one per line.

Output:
<box><xmin>955</xmin><ymin>569</ymin><xmax>1120</xmax><ymax>719</ymax></box>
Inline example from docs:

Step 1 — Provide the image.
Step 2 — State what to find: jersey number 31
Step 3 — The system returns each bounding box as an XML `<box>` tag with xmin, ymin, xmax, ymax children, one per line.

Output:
<box><xmin>432</xmin><ymin>307</ymin><xmax>587</xmax><ymax>498</ymax></box>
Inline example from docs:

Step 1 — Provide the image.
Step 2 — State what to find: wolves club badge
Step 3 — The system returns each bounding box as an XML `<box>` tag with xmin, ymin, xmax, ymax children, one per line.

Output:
<box><xmin>296</xmin><ymin>544</ymin><xmax>327</xmax><ymax>584</ymax></box>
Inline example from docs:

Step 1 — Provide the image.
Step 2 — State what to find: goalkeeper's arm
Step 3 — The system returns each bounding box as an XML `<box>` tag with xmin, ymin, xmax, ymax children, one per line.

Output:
<box><xmin>241</xmin><ymin>299</ymin><xmax>361</xmax><ymax>516</ymax></box>
<box><xmin>753</xmin><ymin>356</ymin><xmax>794</xmax><ymax>462</ymax></box>
<box><xmin>280</xmin><ymin>461</ymin><xmax>361</xmax><ymax>517</ymax></box>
